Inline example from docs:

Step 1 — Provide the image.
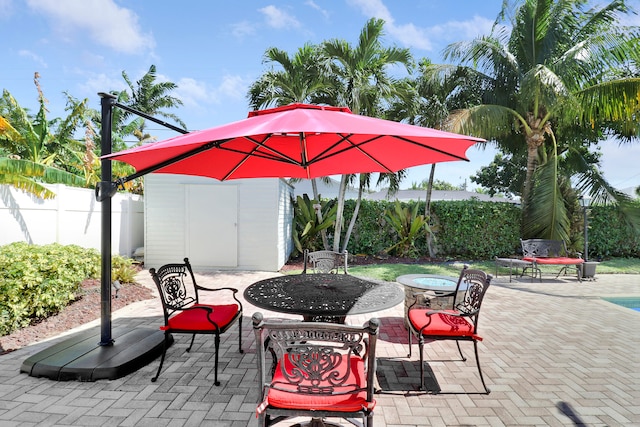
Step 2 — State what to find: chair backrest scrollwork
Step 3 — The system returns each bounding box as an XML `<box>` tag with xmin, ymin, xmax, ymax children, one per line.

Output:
<box><xmin>303</xmin><ymin>249</ymin><xmax>348</xmax><ymax>274</ymax></box>
<box><xmin>452</xmin><ymin>266</ymin><xmax>492</xmax><ymax>320</ymax></box>
<box><xmin>253</xmin><ymin>312</ymin><xmax>378</xmax><ymax>399</ymax></box>
<box><xmin>149</xmin><ymin>258</ymin><xmax>199</xmax><ymax>319</ymax></box>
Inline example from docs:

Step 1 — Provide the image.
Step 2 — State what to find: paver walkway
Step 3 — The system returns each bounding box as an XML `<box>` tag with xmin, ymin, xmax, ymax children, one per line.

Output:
<box><xmin>1</xmin><ymin>269</ymin><xmax>638</xmax><ymax>426</ymax></box>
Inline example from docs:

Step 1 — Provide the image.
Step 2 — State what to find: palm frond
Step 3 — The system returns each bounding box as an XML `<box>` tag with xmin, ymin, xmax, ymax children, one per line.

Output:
<box><xmin>523</xmin><ymin>152</ymin><xmax>571</xmax><ymax>241</ymax></box>
<box><xmin>575</xmin><ymin>77</ymin><xmax>640</xmax><ymax>124</ymax></box>
<box><xmin>445</xmin><ymin>104</ymin><xmax>524</xmax><ymax>140</ymax></box>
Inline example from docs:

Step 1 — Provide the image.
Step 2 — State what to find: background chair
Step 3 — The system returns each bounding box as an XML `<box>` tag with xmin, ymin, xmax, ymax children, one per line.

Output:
<box><xmin>301</xmin><ymin>249</ymin><xmax>349</xmax><ymax>323</ymax></box>
<box><xmin>407</xmin><ymin>265</ymin><xmax>492</xmax><ymax>394</ymax></box>
<box><xmin>149</xmin><ymin>257</ymin><xmax>243</xmax><ymax>385</ymax></box>
<box><xmin>303</xmin><ymin>249</ymin><xmax>348</xmax><ymax>274</ymax></box>
<box><xmin>252</xmin><ymin>312</ymin><xmax>379</xmax><ymax>427</ymax></box>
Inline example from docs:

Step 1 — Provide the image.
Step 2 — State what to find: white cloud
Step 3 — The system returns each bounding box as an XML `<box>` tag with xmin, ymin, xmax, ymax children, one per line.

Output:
<box><xmin>25</xmin><ymin>0</ymin><xmax>155</xmax><ymax>54</ymax></box>
<box><xmin>346</xmin><ymin>0</ymin><xmax>494</xmax><ymax>52</ymax></box>
<box><xmin>18</xmin><ymin>49</ymin><xmax>48</xmax><ymax>68</ymax></box>
<box><xmin>0</xmin><ymin>0</ymin><xmax>13</xmax><ymax>18</ymax></box>
<box><xmin>259</xmin><ymin>5</ymin><xmax>301</xmax><ymax>29</ymax></box>
<box><xmin>78</xmin><ymin>72</ymin><xmax>127</xmax><ymax>97</ymax></box>
<box><xmin>217</xmin><ymin>75</ymin><xmax>249</xmax><ymax>100</ymax></box>
<box><xmin>428</xmin><ymin>15</ymin><xmax>494</xmax><ymax>42</ymax></box>
<box><xmin>174</xmin><ymin>77</ymin><xmax>213</xmax><ymax>108</ymax></box>
<box><xmin>231</xmin><ymin>21</ymin><xmax>256</xmax><ymax>39</ymax></box>
<box><xmin>387</xmin><ymin>23</ymin><xmax>432</xmax><ymax>51</ymax></box>
<box><xmin>305</xmin><ymin>0</ymin><xmax>330</xmax><ymax>20</ymax></box>
<box><xmin>174</xmin><ymin>74</ymin><xmax>248</xmax><ymax>109</ymax></box>
<box><xmin>347</xmin><ymin>0</ymin><xmax>392</xmax><ymax>22</ymax></box>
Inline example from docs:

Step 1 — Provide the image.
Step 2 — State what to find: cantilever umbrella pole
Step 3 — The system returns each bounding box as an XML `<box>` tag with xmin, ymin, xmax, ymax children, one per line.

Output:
<box><xmin>97</xmin><ymin>92</ymin><xmax>189</xmax><ymax>345</ymax></box>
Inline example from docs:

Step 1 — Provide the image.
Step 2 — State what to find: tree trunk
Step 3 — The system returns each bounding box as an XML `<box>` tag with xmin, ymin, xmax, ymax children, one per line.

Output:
<box><xmin>522</xmin><ymin>139</ymin><xmax>539</xmax><ymax>213</ymax></box>
<box><xmin>425</xmin><ymin>164</ymin><xmax>436</xmax><ymax>258</ymax></box>
<box><xmin>342</xmin><ymin>174</ymin><xmax>364</xmax><ymax>253</ymax></box>
<box><xmin>311</xmin><ymin>178</ymin><xmax>330</xmax><ymax>250</ymax></box>
<box><xmin>332</xmin><ymin>175</ymin><xmax>348</xmax><ymax>252</ymax></box>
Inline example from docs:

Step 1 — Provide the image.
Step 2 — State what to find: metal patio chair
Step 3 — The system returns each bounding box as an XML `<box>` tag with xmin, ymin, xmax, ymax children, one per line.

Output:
<box><xmin>407</xmin><ymin>265</ymin><xmax>492</xmax><ymax>394</ymax></box>
<box><xmin>149</xmin><ymin>257</ymin><xmax>243</xmax><ymax>385</ymax></box>
<box><xmin>252</xmin><ymin>312</ymin><xmax>379</xmax><ymax>427</ymax></box>
<box><xmin>303</xmin><ymin>249</ymin><xmax>349</xmax><ymax>274</ymax></box>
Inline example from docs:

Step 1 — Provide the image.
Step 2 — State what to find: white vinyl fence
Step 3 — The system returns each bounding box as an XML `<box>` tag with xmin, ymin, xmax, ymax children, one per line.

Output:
<box><xmin>0</xmin><ymin>184</ymin><xmax>143</xmax><ymax>257</ymax></box>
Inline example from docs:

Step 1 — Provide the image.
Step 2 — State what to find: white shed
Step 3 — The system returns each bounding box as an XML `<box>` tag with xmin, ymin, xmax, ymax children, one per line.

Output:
<box><xmin>143</xmin><ymin>174</ymin><xmax>294</xmax><ymax>272</ymax></box>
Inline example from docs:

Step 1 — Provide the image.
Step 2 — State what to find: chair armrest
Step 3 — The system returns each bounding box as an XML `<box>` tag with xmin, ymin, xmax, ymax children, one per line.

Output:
<box><xmin>194</xmin><ymin>285</ymin><xmax>239</xmax><ymax>294</ymax></box>
<box><xmin>166</xmin><ymin>303</ymin><xmax>214</xmax><ymax>314</ymax></box>
<box><xmin>424</xmin><ymin>308</ymin><xmax>461</xmax><ymax>317</ymax></box>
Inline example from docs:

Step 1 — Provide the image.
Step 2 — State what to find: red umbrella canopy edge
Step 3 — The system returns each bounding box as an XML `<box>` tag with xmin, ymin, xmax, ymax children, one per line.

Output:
<box><xmin>103</xmin><ymin>103</ymin><xmax>484</xmax><ymax>181</ymax></box>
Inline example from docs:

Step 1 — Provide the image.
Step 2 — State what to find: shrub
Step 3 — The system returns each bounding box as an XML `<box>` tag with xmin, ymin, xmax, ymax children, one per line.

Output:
<box><xmin>0</xmin><ymin>242</ymin><xmax>136</xmax><ymax>336</ymax></box>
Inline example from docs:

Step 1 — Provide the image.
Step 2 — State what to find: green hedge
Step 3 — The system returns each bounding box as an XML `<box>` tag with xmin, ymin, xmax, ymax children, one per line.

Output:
<box><xmin>588</xmin><ymin>205</ymin><xmax>640</xmax><ymax>259</ymax></box>
<box><xmin>333</xmin><ymin>199</ymin><xmax>639</xmax><ymax>260</ymax></box>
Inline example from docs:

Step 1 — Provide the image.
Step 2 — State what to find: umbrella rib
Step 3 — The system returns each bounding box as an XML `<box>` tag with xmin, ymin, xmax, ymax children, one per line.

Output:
<box><xmin>305</xmin><ymin>134</ymin><xmax>396</xmax><ymax>173</ymax></box>
<box><xmin>310</xmin><ymin>134</ymin><xmax>471</xmax><ymax>170</ymax></box>
<box><xmin>394</xmin><ymin>135</ymin><xmax>471</xmax><ymax>161</ymax></box>
<box><xmin>116</xmin><ymin>139</ymin><xmax>232</xmax><ymax>184</ymax></box>
<box><xmin>219</xmin><ymin>134</ymin><xmax>306</xmax><ymax>180</ymax></box>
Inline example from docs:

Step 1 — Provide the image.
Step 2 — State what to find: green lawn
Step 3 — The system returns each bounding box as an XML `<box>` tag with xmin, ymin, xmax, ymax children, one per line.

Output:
<box><xmin>285</xmin><ymin>258</ymin><xmax>640</xmax><ymax>281</ymax></box>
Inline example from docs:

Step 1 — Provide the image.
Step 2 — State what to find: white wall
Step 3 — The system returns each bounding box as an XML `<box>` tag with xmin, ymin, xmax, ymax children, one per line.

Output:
<box><xmin>0</xmin><ymin>184</ymin><xmax>143</xmax><ymax>256</ymax></box>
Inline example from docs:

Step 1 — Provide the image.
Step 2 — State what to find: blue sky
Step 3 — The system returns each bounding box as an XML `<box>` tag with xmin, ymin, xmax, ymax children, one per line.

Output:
<box><xmin>2</xmin><ymin>0</ymin><xmax>639</xmax><ymax>192</ymax></box>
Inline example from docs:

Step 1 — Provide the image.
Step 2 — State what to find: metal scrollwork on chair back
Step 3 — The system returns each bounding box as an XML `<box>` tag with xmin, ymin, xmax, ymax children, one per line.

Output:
<box><xmin>155</xmin><ymin>265</ymin><xmax>196</xmax><ymax>311</ymax></box>
<box><xmin>454</xmin><ymin>270</ymin><xmax>491</xmax><ymax>316</ymax></box>
<box><xmin>266</xmin><ymin>327</ymin><xmax>367</xmax><ymax>394</ymax></box>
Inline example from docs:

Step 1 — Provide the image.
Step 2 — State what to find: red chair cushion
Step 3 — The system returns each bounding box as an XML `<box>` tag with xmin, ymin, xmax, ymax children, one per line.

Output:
<box><xmin>408</xmin><ymin>309</ymin><xmax>481</xmax><ymax>340</ymax></box>
<box><xmin>266</xmin><ymin>354</ymin><xmax>374</xmax><ymax>412</ymax></box>
<box><xmin>162</xmin><ymin>304</ymin><xmax>239</xmax><ymax>332</ymax></box>
<box><xmin>523</xmin><ymin>257</ymin><xmax>583</xmax><ymax>265</ymax></box>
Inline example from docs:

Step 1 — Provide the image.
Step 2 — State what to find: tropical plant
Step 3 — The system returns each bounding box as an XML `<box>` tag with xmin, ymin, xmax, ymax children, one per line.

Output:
<box><xmin>322</xmin><ymin>18</ymin><xmax>413</xmax><ymax>252</ymax></box>
<box><xmin>248</xmin><ymin>44</ymin><xmax>336</xmax><ymax>248</ymax></box>
<box><xmin>96</xmin><ymin>65</ymin><xmax>187</xmax><ymax>194</ymax></box>
<box><xmin>384</xmin><ymin>201</ymin><xmax>431</xmax><ymax>257</ymax></box>
<box><xmin>387</xmin><ymin>58</ymin><xmax>483</xmax><ymax>256</ymax></box>
<box><xmin>292</xmin><ymin>195</ymin><xmax>337</xmax><ymax>255</ymax></box>
<box><xmin>248</xmin><ymin>43</ymin><xmax>335</xmax><ymax>109</ymax></box>
<box><xmin>0</xmin><ymin>74</ymin><xmax>93</xmax><ymax>197</ymax></box>
<box><xmin>0</xmin><ymin>156</ymin><xmax>84</xmax><ymax>199</ymax></box>
<box><xmin>427</xmin><ymin>0</ymin><xmax>640</xmax><ymax>241</ymax></box>
<box><xmin>120</xmin><ymin>64</ymin><xmax>186</xmax><ymax>141</ymax></box>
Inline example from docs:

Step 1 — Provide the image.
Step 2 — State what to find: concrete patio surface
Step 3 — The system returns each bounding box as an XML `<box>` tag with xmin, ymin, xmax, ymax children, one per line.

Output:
<box><xmin>1</xmin><ymin>269</ymin><xmax>638</xmax><ymax>426</ymax></box>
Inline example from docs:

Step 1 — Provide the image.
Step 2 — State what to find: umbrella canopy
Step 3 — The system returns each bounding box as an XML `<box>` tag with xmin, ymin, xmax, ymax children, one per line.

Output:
<box><xmin>103</xmin><ymin>103</ymin><xmax>483</xmax><ymax>181</ymax></box>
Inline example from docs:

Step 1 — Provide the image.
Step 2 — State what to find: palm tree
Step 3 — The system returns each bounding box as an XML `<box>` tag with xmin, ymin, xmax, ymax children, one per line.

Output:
<box><xmin>429</xmin><ymin>0</ymin><xmax>640</xmax><ymax>241</ymax></box>
<box><xmin>248</xmin><ymin>44</ymin><xmax>336</xmax><ymax>249</ymax></box>
<box><xmin>120</xmin><ymin>65</ymin><xmax>187</xmax><ymax>142</ymax></box>
<box><xmin>248</xmin><ymin>43</ymin><xmax>334</xmax><ymax>109</ymax></box>
<box><xmin>322</xmin><ymin>18</ymin><xmax>413</xmax><ymax>252</ymax></box>
<box><xmin>97</xmin><ymin>65</ymin><xmax>187</xmax><ymax>193</ymax></box>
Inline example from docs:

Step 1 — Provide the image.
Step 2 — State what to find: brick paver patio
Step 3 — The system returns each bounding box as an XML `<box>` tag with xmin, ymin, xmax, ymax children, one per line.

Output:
<box><xmin>1</xmin><ymin>269</ymin><xmax>638</xmax><ymax>426</ymax></box>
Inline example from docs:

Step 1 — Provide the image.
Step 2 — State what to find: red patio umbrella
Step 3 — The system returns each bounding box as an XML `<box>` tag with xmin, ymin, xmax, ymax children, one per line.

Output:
<box><xmin>102</xmin><ymin>103</ymin><xmax>483</xmax><ymax>181</ymax></box>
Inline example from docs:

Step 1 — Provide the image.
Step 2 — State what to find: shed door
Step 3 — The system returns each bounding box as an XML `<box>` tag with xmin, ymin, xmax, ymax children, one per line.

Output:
<box><xmin>186</xmin><ymin>185</ymin><xmax>238</xmax><ymax>267</ymax></box>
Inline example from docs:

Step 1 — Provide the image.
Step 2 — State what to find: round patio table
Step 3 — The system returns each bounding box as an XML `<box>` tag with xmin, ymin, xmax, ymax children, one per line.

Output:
<box><xmin>244</xmin><ymin>273</ymin><xmax>404</xmax><ymax>322</ymax></box>
<box><xmin>396</xmin><ymin>274</ymin><xmax>464</xmax><ymax>328</ymax></box>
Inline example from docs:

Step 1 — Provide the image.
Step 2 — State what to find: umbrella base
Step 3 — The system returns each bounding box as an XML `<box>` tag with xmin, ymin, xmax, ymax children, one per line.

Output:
<box><xmin>20</xmin><ymin>325</ymin><xmax>167</xmax><ymax>381</ymax></box>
